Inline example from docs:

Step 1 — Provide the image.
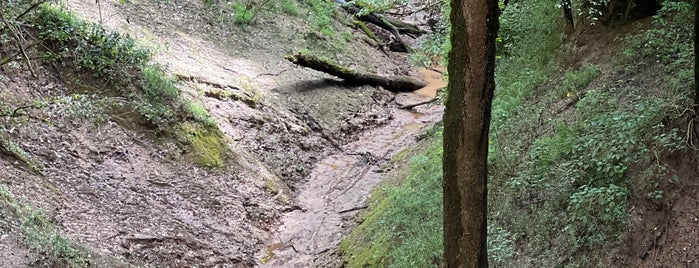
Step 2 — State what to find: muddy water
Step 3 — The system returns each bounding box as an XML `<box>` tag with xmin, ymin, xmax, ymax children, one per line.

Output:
<box><xmin>413</xmin><ymin>68</ymin><xmax>446</xmax><ymax>98</ymax></box>
<box><xmin>259</xmin><ymin>71</ymin><xmax>444</xmax><ymax>267</ymax></box>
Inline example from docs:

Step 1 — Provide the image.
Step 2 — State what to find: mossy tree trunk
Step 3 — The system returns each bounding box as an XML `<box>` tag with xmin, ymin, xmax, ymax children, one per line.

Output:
<box><xmin>442</xmin><ymin>0</ymin><xmax>498</xmax><ymax>266</ymax></box>
<box><xmin>694</xmin><ymin>0</ymin><xmax>698</xmax><ymax>111</ymax></box>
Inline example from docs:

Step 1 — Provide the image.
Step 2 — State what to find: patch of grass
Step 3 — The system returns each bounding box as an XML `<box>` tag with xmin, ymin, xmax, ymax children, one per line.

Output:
<box><xmin>492</xmin><ymin>0</ymin><xmax>565</xmax><ymax>126</ymax></box>
<box><xmin>280</xmin><ymin>0</ymin><xmax>301</xmax><ymax>16</ymax></box>
<box><xmin>341</xmin><ymin>133</ymin><xmax>443</xmax><ymax>267</ymax></box>
<box><xmin>553</xmin><ymin>65</ymin><xmax>601</xmax><ymax>99</ymax></box>
<box><xmin>231</xmin><ymin>2</ymin><xmax>255</xmax><ymax>24</ymax></box>
<box><xmin>302</xmin><ymin>0</ymin><xmax>338</xmax><ymax>37</ymax></box>
<box><xmin>0</xmin><ymin>185</ymin><xmax>90</xmax><ymax>267</ymax></box>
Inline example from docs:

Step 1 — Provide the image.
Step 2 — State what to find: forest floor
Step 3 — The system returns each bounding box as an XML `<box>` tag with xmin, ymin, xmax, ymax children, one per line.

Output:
<box><xmin>0</xmin><ymin>0</ymin><xmax>441</xmax><ymax>267</ymax></box>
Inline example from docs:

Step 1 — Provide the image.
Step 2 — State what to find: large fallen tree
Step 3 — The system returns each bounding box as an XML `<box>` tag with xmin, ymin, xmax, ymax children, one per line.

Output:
<box><xmin>334</xmin><ymin>0</ymin><xmax>427</xmax><ymax>52</ymax></box>
<box><xmin>285</xmin><ymin>51</ymin><xmax>427</xmax><ymax>92</ymax></box>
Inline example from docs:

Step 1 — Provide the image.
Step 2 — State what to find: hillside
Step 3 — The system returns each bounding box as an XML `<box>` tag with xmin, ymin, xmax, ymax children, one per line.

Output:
<box><xmin>0</xmin><ymin>0</ymin><xmax>440</xmax><ymax>267</ymax></box>
<box><xmin>341</xmin><ymin>0</ymin><xmax>699</xmax><ymax>267</ymax></box>
<box><xmin>1</xmin><ymin>0</ymin><xmax>697</xmax><ymax>267</ymax></box>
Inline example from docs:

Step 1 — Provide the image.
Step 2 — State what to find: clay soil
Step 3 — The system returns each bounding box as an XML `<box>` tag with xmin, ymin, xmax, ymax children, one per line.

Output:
<box><xmin>0</xmin><ymin>0</ymin><xmax>441</xmax><ymax>267</ymax></box>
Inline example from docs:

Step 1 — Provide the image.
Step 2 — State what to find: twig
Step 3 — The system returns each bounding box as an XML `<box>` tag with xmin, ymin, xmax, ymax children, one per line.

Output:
<box><xmin>338</xmin><ymin>205</ymin><xmax>368</xmax><ymax>214</ymax></box>
<box><xmin>256</xmin><ymin>69</ymin><xmax>289</xmax><ymax>77</ymax></box>
<box><xmin>0</xmin><ymin>14</ymin><xmax>36</xmax><ymax>76</ymax></box>
<box><xmin>14</xmin><ymin>1</ymin><xmax>48</xmax><ymax>21</ymax></box>
<box><xmin>96</xmin><ymin>0</ymin><xmax>103</xmax><ymax>24</ymax></box>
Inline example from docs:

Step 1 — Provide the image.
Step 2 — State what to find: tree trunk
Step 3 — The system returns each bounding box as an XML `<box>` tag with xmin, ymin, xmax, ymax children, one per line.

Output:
<box><xmin>694</xmin><ymin>0</ymin><xmax>698</xmax><ymax>111</ymax></box>
<box><xmin>442</xmin><ymin>0</ymin><xmax>498</xmax><ymax>267</ymax></box>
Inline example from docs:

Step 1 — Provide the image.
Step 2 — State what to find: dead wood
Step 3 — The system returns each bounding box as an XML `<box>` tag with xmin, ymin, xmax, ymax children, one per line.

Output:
<box><xmin>398</xmin><ymin>97</ymin><xmax>438</xmax><ymax>109</ymax></box>
<box><xmin>334</xmin><ymin>0</ymin><xmax>426</xmax><ymax>52</ymax></box>
<box><xmin>285</xmin><ymin>51</ymin><xmax>426</xmax><ymax>92</ymax></box>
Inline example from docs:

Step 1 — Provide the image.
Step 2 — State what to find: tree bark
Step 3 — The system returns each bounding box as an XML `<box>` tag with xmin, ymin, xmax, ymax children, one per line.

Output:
<box><xmin>694</xmin><ymin>0</ymin><xmax>698</xmax><ymax>112</ymax></box>
<box><xmin>285</xmin><ymin>51</ymin><xmax>427</xmax><ymax>92</ymax></box>
<box><xmin>442</xmin><ymin>0</ymin><xmax>498</xmax><ymax>267</ymax></box>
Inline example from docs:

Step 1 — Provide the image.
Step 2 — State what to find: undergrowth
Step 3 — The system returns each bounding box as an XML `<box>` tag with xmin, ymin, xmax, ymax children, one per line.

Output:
<box><xmin>0</xmin><ymin>184</ymin><xmax>90</xmax><ymax>267</ymax></box>
<box><xmin>341</xmin><ymin>0</ymin><xmax>694</xmax><ymax>266</ymax></box>
<box><xmin>27</xmin><ymin>4</ymin><xmax>227</xmax><ymax>167</ymax></box>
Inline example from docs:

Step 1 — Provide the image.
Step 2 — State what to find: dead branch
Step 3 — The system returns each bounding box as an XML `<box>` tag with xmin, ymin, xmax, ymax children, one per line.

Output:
<box><xmin>0</xmin><ymin>14</ymin><xmax>36</xmax><ymax>76</ymax></box>
<box><xmin>335</xmin><ymin>0</ymin><xmax>426</xmax><ymax>52</ymax></box>
<box><xmin>338</xmin><ymin>205</ymin><xmax>369</xmax><ymax>214</ymax></box>
<box><xmin>398</xmin><ymin>97</ymin><xmax>439</xmax><ymax>110</ymax></box>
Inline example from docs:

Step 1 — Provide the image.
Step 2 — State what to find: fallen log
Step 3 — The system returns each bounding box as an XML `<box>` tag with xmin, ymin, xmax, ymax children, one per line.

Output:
<box><xmin>334</xmin><ymin>0</ymin><xmax>426</xmax><ymax>52</ymax></box>
<box><xmin>285</xmin><ymin>51</ymin><xmax>427</xmax><ymax>92</ymax></box>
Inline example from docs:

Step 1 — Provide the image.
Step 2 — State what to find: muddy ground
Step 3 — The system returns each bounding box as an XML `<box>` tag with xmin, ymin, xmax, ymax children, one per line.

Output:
<box><xmin>0</xmin><ymin>0</ymin><xmax>441</xmax><ymax>267</ymax></box>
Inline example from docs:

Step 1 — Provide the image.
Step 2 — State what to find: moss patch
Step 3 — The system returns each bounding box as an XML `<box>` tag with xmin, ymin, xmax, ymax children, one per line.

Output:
<box><xmin>264</xmin><ymin>176</ymin><xmax>279</xmax><ymax>194</ymax></box>
<box><xmin>175</xmin><ymin>122</ymin><xmax>228</xmax><ymax>168</ymax></box>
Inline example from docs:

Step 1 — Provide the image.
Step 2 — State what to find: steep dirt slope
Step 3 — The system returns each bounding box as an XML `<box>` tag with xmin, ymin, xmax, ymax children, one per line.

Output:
<box><xmin>1</xmin><ymin>0</ymin><xmax>433</xmax><ymax>267</ymax></box>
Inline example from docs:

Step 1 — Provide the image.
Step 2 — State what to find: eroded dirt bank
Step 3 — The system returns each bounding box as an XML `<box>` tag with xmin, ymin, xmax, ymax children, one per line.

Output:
<box><xmin>261</xmin><ymin>99</ymin><xmax>443</xmax><ymax>267</ymax></box>
<box><xmin>1</xmin><ymin>0</ymin><xmax>439</xmax><ymax>267</ymax></box>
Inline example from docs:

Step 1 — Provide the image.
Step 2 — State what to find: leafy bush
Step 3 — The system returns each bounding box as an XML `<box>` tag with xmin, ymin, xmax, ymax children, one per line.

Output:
<box><xmin>566</xmin><ymin>184</ymin><xmax>628</xmax><ymax>247</ymax></box>
<box><xmin>625</xmin><ymin>0</ymin><xmax>693</xmax><ymax>68</ymax></box>
<box><xmin>492</xmin><ymin>0</ymin><xmax>564</xmax><ymax>125</ymax></box>
<box><xmin>35</xmin><ymin>7</ymin><xmax>149</xmax><ymax>84</ymax></box>
<box><xmin>303</xmin><ymin>0</ymin><xmax>338</xmax><ymax>36</ymax></box>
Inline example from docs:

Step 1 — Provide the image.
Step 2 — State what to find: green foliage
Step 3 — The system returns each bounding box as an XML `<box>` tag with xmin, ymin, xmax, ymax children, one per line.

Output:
<box><xmin>566</xmin><ymin>184</ymin><xmax>628</xmax><ymax>247</ymax></box>
<box><xmin>231</xmin><ymin>2</ymin><xmax>255</xmax><ymax>24</ymax></box>
<box><xmin>410</xmin><ymin>2</ymin><xmax>450</xmax><ymax>66</ymax></box>
<box><xmin>341</xmin><ymin>137</ymin><xmax>443</xmax><ymax>267</ymax></box>
<box><xmin>28</xmin><ymin>5</ymin><xmax>228</xmax><ymax>167</ymax></box>
<box><xmin>574</xmin><ymin>0</ymin><xmax>612</xmax><ymax>25</ymax></box>
<box><xmin>138</xmin><ymin>65</ymin><xmax>180</xmax><ymax>127</ymax></box>
<box><xmin>554</xmin><ymin>65</ymin><xmax>601</xmax><ymax>99</ymax></box>
<box><xmin>0</xmin><ymin>185</ymin><xmax>90</xmax><ymax>267</ymax></box>
<box><xmin>488</xmin><ymin>224</ymin><xmax>515</xmax><ymax>266</ymax></box>
<box><xmin>493</xmin><ymin>0</ymin><xmax>564</xmax><ymax>126</ymax></box>
<box><xmin>302</xmin><ymin>0</ymin><xmax>338</xmax><ymax>37</ymax></box>
<box><xmin>625</xmin><ymin>0</ymin><xmax>693</xmax><ymax>68</ymax></box>
<box><xmin>280</xmin><ymin>0</ymin><xmax>301</xmax><ymax>16</ymax></box>
<box><xmin>35</xmin><ymin>6</ymin><xmax>149</xmax><ymax>84</ymax></box>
